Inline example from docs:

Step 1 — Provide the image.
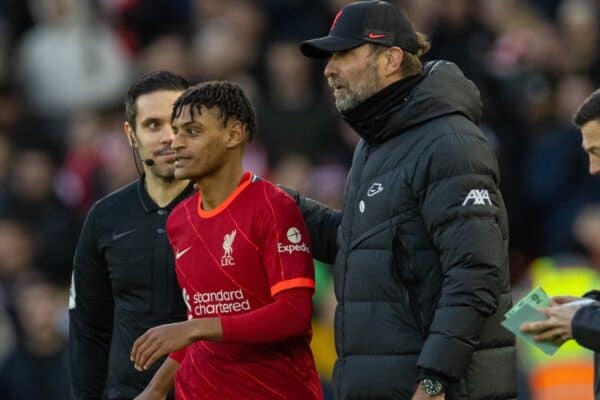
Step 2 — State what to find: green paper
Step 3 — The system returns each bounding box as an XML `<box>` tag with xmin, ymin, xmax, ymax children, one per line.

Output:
<box><xmin>505</xmin><ymin>286</ymin><xmax>550</xmax><ymax>319</ymax></box>
<box><xmin>501</xmin><ymin>303</ymin><xmax>560</xmax><ymax>356</ymax></box>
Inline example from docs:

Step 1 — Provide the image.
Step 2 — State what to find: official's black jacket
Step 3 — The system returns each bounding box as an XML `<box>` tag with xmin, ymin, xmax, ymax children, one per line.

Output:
<box><xmin>69</xmin><ymin>178</ymin><xmax>193</xmax><ymax>400</ymax></box>
<box><xmin>577</xmin><ymin>291</ymin><xmax>600</xmax><ymax>400</ymax></box>
<box><xmin>293</xmin><ymin>61</ymin><xmax>516</xmax><ymax>399</ymax></box>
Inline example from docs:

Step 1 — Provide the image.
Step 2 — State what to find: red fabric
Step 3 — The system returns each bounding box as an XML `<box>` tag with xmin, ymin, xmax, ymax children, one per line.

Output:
<box><xmin>220</xmin><ymin>288</ymin><xmax>313</xmax><ymax>343</ymax></box>
<box><xmin>167</xmin><ymin>173</ymin><xmax>322</xmax><ymax>400</ymax></box>
<box><xmin>168</xmin><ymin>347</ymin><xmax>187</xmax><ymax>364</ymax></box>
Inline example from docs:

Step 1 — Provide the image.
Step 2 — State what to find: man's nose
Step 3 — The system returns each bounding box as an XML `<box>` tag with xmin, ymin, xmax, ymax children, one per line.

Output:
<box><xmin>171</xmin><ymin>133</ymin><xmax>184</xmax><ymax>150</ymax></box>
<box><xmin>162</xmin><ymin>126</ymin><xmax>175</xmax><ymax>145</ymax></box>
<box><xmin>324</xmin><ymin>57</ymin><xmax>337</xmax><ymax>79</ymax></box>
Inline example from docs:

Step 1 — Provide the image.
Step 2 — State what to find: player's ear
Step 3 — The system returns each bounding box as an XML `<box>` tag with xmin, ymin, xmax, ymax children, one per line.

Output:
<box><xmin>226</xmin><ymin>120</ymin><xmax>244</xmax><ymax>148</ymax></box>
<box><xmin>124</xmin><ymin>122</ymin><xmax>137</xmax><ymax>147</ymax></box>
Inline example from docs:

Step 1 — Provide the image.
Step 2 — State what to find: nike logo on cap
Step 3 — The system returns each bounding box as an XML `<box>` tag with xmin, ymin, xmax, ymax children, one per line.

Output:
<box><xmin>368</xmin><ymin>32</ymin><xmax>386</xmax><ymax>39</ymax></box>
<box><xmin>112</xmin><ymin>229</ymin><xmax>136</xmax><ymax>241</ymax></box>
<box><xmin>176</xmin><ymin>246</ymin><xmax>192</xmax><ymax>260</ymax></box>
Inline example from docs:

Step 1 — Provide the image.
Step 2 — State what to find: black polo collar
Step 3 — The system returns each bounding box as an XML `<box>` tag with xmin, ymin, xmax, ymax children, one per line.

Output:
<box><xmin>137</xmin><ymin>176</ymin><xmax>195</xmax><ymax>213</ymax></box>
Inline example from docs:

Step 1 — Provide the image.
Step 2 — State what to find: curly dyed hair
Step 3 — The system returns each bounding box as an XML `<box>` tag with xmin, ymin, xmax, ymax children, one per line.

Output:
<box><xmin>172</xmin><ymin>81</ymin><xmax>257</xmax><ymax>142</ymax></box>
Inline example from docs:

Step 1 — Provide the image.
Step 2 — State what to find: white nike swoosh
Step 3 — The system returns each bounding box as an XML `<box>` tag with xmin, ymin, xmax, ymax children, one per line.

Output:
<box><xmin>112</xmin><ymin>229</ymin><xmax>136</xmax><ymax>240</ymax></box>
<box><xmin>176</xmin><ymin>246</ymin><xmax>192</xmax><ymax>260</ymax></box>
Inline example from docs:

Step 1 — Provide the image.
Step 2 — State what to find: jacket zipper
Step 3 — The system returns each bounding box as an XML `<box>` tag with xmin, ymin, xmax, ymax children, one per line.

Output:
<box><xmin>396</xmin><ymin>232</ymin><xmax>426</xmax><ymax>338</ymax></box>
<box><xmin>344</xmin><ymin>141</ymin><xmax>372</xmax><ymax>294</ymax></box>
<box><xmin>406</xmin><ymin>256</ymin><xmax>427</xmax><ymax>338</ymax></box>
<box><xmin>339</xmin><ymin>142</ymin><xmax>371</xmax><ymax>379</ymax></box>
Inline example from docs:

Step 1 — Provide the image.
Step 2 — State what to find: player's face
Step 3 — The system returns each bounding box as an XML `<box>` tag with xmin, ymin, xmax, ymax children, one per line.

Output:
<box><xmin>324</xmin><ymin>44</ymin><xmax>384</xmax><ymax>112</ymax></box>
<box><xmin>582</xmin><ymin>119</ymin><xmax>600</xmax><ymax>175</ymax></box>
<box><xmin>171</xmin><ymin>105</ymin><xmax>233</xmax><ymax>181</ymax></box>
<box><xmin>125</xmin><ymin>90</ymin><xmax>182</xmax><ymax>180</ymax></box>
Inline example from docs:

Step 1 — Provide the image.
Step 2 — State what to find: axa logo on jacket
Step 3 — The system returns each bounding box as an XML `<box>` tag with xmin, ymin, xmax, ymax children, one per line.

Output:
<box><xmin>462</xmin><ymin>189</ymin><xmax>492</xmax><ymax>206</ymax></box>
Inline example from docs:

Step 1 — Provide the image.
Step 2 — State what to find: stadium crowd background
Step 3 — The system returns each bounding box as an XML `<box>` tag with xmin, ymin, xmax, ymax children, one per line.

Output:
<box><xmin>0</xmin><ymin>0</ymin><xmax>599</xmax><ymax>399</ymax></box>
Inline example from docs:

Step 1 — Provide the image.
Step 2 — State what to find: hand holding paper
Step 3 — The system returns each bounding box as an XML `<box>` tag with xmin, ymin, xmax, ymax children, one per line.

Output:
<box><xmin>520</xmin><ymin>298</ymin><xmax>595</xmax><ymax>346</ymax></box>
<box><xmin>502</xmin><ymin>303</ymin><xmax>560</xmax><ymax>356</ymax></box>
<box><xmin>501</xmin><ymin>287</ymin><xmax>559</xmax><ymax>355</ymax></box>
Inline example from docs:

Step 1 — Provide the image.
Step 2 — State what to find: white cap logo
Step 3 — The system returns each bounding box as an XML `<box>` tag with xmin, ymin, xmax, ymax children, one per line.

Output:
<box><xmin>287</xmin><ymin>227</ymin><xmax>302</xmax><ymax>244</ymax></box>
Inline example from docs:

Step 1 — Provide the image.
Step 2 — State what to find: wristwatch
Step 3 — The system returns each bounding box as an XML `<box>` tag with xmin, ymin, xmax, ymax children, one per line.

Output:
<box><xmin>420</xmin><ymin>379</ymin><xmax>444</xmax><ymax>396</ymax></box>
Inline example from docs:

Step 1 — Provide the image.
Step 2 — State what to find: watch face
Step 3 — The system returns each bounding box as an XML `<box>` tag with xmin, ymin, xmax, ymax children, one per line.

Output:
<box><xmin>422</xmin><ymin>379</ymin><xmax>443</xmax><ymax>396</ymax></box>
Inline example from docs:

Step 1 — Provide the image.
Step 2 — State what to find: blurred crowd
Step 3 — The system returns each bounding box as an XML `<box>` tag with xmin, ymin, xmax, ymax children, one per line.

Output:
<box><xmin>0</xmin><ymin>0</ymin><xmax>600</xmax><ymax>399</ymax></box>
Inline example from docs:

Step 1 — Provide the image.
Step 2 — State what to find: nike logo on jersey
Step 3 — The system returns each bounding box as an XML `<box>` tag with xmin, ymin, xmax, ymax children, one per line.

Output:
<box><xmin>176</xmin><ymin>246</ymin><xmax>192</xmax><ymax>260</ymax></box>
<box><xmin>112</xmin><ymin>229</ymin><xmax>136</xmax><ymax>241</ymax></box>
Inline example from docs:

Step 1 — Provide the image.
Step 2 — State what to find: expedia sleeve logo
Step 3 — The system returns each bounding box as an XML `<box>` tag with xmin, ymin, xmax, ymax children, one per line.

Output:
<box><xmin>277</xmin><ymin>227</ymin><xmax>311</xmax><ymax>254</ymax></box>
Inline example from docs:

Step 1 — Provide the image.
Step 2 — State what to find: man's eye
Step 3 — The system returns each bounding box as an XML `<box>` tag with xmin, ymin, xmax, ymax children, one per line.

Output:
<box><xmin>332</xmin><ymin>50</ymin><xmax>349</xmax><ymax>59</ymax></box>
<box><xmin>149</xmin><ymin>122</ymin><xmax>159</xmax><ymax>129</ymax></box>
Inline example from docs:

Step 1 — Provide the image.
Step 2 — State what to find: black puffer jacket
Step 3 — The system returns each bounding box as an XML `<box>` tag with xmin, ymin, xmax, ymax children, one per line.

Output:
<box><xmin>577</xmin><ymin>291</ymin><xmax>600</xmax><ymax>400</ymax></box>
<box><xmin>296</xmin><ymin>61</ymin><xmax>516</xmax><ymax>399</ymax></box>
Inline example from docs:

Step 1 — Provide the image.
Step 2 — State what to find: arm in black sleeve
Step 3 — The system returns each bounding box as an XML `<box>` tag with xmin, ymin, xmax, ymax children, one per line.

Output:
<box><xmin>279</xmin><ymin>186</ymin><xmax>341</xmax><ymax>264</ymax></box>
<box><xmin>572</xmin><ymin>303</ymin><xmax>600</xmax><ymax>352</ymax></box>
<box><xmin>415</xmin><ymin>132</ymin><xmax>506</xmax><ymax>381</ymax></box>
<box><xmin>69</xmin><ymin>204</ymin><xmax>114</xmax><ymax>399</ymax></box>
<box><xmin>583</xmin><ymin>290</ymin><xmax>600</xmax><ymax>301</ymax></box>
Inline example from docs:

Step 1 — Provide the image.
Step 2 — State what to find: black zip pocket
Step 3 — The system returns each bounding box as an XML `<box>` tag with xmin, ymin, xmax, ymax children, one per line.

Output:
<box><xmin>392</xmin><ymin>225</ymin><xmax>427</xmax><ymax>337</ymax></box>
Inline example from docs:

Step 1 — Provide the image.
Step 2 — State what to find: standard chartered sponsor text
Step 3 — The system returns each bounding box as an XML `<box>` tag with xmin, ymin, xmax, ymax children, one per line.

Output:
<box><xmin>192</xmin><ymin>288</ymin><xmax>250</xmax><ymax>316</ymax></box>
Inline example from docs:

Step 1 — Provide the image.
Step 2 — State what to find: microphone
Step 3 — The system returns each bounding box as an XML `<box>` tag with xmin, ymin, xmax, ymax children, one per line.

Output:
<box><xmin>144</xmin><ymin>159</ymin><xmax>155</xmax><ymax>166</ymax></box>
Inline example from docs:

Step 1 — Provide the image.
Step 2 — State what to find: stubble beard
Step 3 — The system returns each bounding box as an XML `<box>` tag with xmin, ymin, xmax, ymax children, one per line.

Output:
<box><xmin>332</xmin><ymin>61</ymin><xmax>382</xmax><ymax>113</ymax></box>
<box><xmin>149</xmin><ymin>164</ymin><xmax>176</xmax><ymax>182</ymax></box>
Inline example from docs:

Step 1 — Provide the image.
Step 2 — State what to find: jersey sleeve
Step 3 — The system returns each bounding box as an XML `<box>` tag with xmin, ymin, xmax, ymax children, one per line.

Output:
<box><xmin>69</xmin><ymin>203</ymin><xmax>114</xmax><ymax>399</ymax></box>
<box><xmin>220</xmin><ymin>287</ymin><xmax>313</xmax><ymax>343</ymax></box>
<box><xmin>260</xmin><ymin>188</ymin><xmax>315</xmax><ymax>298</ymax></box>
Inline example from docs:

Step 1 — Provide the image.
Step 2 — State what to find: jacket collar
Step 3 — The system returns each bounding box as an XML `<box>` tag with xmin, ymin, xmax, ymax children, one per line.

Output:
<box><xmin>137</xmin><ymin>176</ymin><xmax>195</xmax><ymax>213</ymax></box>
<box><xmin>341</xmin><ymin>73</ymin><xmax>423</xmax><ymax>145</ymax></box>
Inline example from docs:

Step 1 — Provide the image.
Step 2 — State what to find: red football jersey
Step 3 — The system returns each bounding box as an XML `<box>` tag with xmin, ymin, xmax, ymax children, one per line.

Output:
<box><xmin>166</xmin><ymin>172</ymin><xmax>322</xmax><ymax>400</ymax></box>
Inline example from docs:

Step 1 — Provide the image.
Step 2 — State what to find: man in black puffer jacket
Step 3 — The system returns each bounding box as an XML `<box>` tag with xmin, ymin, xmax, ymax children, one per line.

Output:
<box><xmin>290</xmin><ymin>1</ymin><xmax>516</xmax><ymax>399</ymax></box>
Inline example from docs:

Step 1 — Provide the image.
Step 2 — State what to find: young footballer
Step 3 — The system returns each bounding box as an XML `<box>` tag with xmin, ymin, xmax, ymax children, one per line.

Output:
<box><xmin>132</xmin><ymin>81</ymin><xmax>322</xmax><ymax>400</ymax></box>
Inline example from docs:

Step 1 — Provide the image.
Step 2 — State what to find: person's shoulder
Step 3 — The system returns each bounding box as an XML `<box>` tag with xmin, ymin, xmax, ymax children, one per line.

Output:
<box><xmin>166</xmin><ymin>192</ymin><xmax>198</xmax><ymax>237</ymax></box>
<box><xmin>249</xmin><ymin>178</ymin><xmax>305</xmax><ymax>228</ymax></box>
<box><xmin>251</xmin><ymin>176</ymin><xmax>298</xmax><ymax>209</ymax></box>
<box><xmin>413</xmin><ymin>127</ymin><xmax>499</xmax><ymax>186</ymax></box>
<box><xmin>88</xmin><ymin>180</ymin><xmax>139</xmax><ymax>217</ymax></box>
<box><xmin>168</xmin><ymin>191</ymin><xmax>199</xmax><ymax>223</ymax></box>
<box><xmin>384</xmin><ymin>113</ymin><xmax>485</xmax><ymax>172</ymax></box>
<box><xmin>172</xmin><ymin>191</ymin><xmax>198</xmax><ymax>214</ymax></box>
